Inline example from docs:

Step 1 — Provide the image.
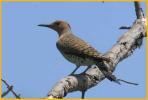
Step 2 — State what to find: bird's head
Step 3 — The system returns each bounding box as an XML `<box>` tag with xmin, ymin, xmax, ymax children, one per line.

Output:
<box><xmin>38</xmin><ymin>20</ymin><xmax>71</xmax><ymax>35</ymax></box>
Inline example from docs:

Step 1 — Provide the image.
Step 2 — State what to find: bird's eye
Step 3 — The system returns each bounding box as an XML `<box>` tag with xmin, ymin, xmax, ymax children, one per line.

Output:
<box><xmin>55</xmin><ymin>22</ymin><xmax>60</xmax><ymax>26</ymax></box>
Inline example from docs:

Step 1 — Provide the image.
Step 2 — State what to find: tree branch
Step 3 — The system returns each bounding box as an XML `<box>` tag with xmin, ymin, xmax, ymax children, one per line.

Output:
<box><xmin>119</xmin><ymin>26</ymin><xmax>131</xmax><ymax>30</ymax></box>
<box><xmin>47</xmin><ymin>2</ymin><xmax>146</xmax><ymax>98</ymax></box>
<box><xmin>2</xmin><ymin>79</ymin><xmax>21</xmax><ymax>99</ymax></box>
<box><xmin>134</xmin><ymin>1</ymin><xmax>144</xmax><ymax>19</ymax></box>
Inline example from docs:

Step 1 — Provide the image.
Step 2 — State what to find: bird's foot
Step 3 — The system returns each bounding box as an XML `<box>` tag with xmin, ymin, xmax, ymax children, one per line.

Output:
<box><xmin>68</xmin><ymin>72</ymin><xmax>74</xmax><ymax>76</ymax></box>
<box><xmin>81</xmin><ymin>71</ymin><xmax>88</xmax><ymax>75</ymax></box>
<box><xmin>69</xmin><ymin>66</ymin><xmax>80</xmax><ymax>76</ymax></box>
<box><xmin>81</xmin><ymin>67</ymin><xmax>90</xmax><ymax>75</ymax></box>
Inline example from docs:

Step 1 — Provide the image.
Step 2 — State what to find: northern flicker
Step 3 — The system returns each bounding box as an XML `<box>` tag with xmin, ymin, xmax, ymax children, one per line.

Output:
<box><xmin>38</xmin><ymin>20</ymin><xmax>111</xmax><ymax>75</ymax></box>
<box><xmin>38</xmin><ymin>20</ymin><xmax>138</xmax><ymax>98</ymax></box>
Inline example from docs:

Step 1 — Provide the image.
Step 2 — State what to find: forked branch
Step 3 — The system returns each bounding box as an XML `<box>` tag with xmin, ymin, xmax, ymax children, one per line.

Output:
<box><xmin>2</xmin><ymin>79</ymin><xmax>21</xmax><ymax>99</ymax></box>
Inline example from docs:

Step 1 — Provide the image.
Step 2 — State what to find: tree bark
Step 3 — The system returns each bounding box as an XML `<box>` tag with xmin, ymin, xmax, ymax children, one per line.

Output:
<box><xmin>47</xmin><ymin>2</ymin><xmax>146</xmax><ymax>98</ymax></box>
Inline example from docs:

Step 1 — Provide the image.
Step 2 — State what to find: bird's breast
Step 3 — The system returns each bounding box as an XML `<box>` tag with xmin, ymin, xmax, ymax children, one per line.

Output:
<box><xmin>56</xmin><ymin>33</ymin><xmax>99</xmax><ymax>66</ymax></box>
<box><xmin>60</xmin><ymin>51</ymin><xmax>95</xmax><ymax>66</ymax></box>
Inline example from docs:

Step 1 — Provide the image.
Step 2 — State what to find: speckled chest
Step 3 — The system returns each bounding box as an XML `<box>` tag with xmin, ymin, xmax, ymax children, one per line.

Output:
<box><xmin>60</xmin><ymin>51</ymin><xmax>95</xmax><ymax>67</ymax></box>
<box><xmin>56</xmin><ymin>33</ymin><xmax>96</xmax><ymax>66</ymax></box>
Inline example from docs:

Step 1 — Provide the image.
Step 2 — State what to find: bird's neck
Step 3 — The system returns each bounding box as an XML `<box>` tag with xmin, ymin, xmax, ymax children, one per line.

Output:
<box><xmin>58</xmin><ymin>29</ymin><xmax>72</xmax><ymax>37</ymax></box>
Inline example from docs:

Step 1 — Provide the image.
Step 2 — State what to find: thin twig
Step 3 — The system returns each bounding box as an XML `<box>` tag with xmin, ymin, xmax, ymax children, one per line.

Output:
<box><xmin>134</xmin><ymin>1</ymin><xmax>144</xmax><ymax>19</ymax></box>
<box><xmin>117</xmin><ymin>79</ymin><xmax>139</xmax><ymax>85</ymax></box>
<box><xmin>2</xmin><ymin>86</ymin><xmax>13</xmax><ymax>97</ymax></box>
<box><xmin>2</xmin><ymin>79</ymin><xmax>21</xmax><ymax>98</ymax></box>
<box><xmin>119</xmin><ymin>26</ymin><xmax>131</xmax><ymax>30</ymax></box>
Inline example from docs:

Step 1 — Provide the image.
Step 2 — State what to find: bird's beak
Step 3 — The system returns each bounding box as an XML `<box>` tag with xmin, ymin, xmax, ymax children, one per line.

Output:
<box><xmin>38</xmin><ymin>24</ymin><xmax>51</xmax><ymax>27</ymax></box>
<box><xmin>38</xmin><ymin>23</ymin><xmax>55</xmax><ymax>30</ymax></box>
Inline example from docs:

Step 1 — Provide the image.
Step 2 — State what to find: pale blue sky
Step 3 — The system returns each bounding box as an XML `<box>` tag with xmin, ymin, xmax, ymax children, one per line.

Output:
<box><xmin>2</xmin><ymin>2</ymin><xmax>146</xmax><ymax>98</ymax></box>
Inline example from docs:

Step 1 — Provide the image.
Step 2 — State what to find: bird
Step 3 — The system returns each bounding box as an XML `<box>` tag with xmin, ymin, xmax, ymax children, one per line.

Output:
<box><xmin>38</xmin><ymin>20</ymin><xmax>111</xmax><ymax>75</ymax></box>
<box><xmin>38</xmin><ymin>20</ymin><xmax>138</xmax><ymax>98</ymax></box>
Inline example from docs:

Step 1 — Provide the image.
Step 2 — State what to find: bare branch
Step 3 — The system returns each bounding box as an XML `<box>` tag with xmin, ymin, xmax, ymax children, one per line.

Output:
<box><xmin>134</xmin><ymin>1</ymin><xmax>144</xmax><ymax>19</ymax></box>
<box><xmin>2</xmin><ymin>79</ymin><xmax>21</xmax><ymax>99</ymax></box>
<box><xmin>47</xmin><ymin>2</ymin><xmax>146</xmax><ymax>98</ymax></box>
<box><xmin>2</xmin><ymin>86</ymin><xmax>13</xmax><ymax>97</ymax></box>
<box><xmin>119</xmin><ymin>26</ymin><xmax>131</xmax><ymax>30</ymax></box>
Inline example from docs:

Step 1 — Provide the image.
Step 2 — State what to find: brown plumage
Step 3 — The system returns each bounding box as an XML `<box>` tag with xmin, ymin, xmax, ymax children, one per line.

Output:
<box><xmin>38</xmin><ymin>20</ymin><xmax>110</xmax><ymax>74</ymax></box>
<box><xmin>39</xmin><ymin>21</ymin><xmax>139</xmax><ymax>98</ymax></box>
<box><xmin>56</xmin><ymin>32</ymin><xmax>109</xmax><ymax>67</ymax></box>
<box><xmin>39</xmin><ymin>20</ymin><xmax>120</xmax><ymax>99</ymax></box>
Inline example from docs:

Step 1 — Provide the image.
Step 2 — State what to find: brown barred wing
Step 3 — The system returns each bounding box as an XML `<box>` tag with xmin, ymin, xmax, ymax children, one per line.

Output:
<box><xmin>56</xmin><ymin>34</ymin><xmax>108</xmax><ymax>62</ymax></box>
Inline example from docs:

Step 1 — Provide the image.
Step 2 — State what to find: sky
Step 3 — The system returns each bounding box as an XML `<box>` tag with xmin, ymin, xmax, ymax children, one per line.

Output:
<box><xmin>2</xmin><ymin>2</ymin><xmax>146</xmax><ymax>98</ymax></box>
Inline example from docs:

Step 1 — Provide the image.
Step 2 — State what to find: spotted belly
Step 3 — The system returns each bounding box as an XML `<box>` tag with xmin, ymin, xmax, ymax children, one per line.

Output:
<box><xmin>62</xmin><ymin>53</ymin><xmax>95</xmax><ymax>66</ymax></box>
